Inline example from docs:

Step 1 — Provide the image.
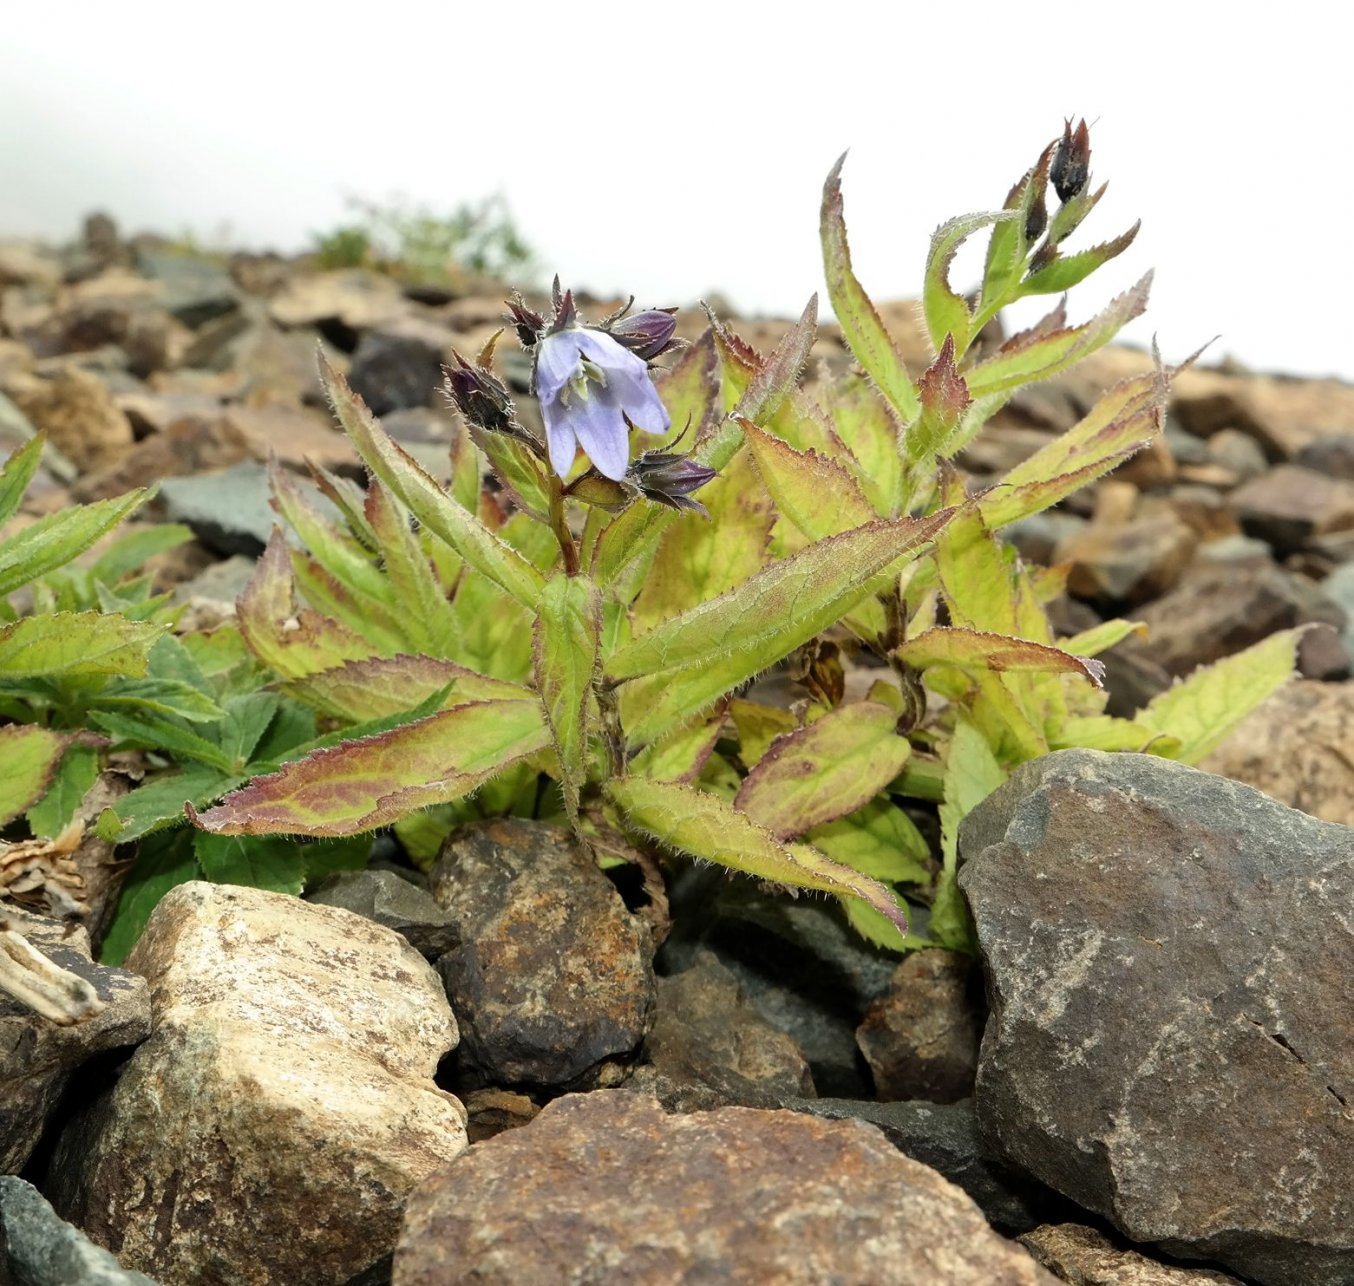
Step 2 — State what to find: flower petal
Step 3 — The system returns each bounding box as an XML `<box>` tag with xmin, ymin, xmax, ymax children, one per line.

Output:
<box><xmin>568</xmin><ymin>387</ymin><xmax>631</xmax><ymax>481</ymax></box>
<box><xmin>534</xmin><ymin>330</ymin><xmax>584</xmax><ymax>402</ymax></box>
<box><xmin>541</xmin><ymin>396</ymin><xmax>579</xmax><ymax>477</ymax></box>
<box><xmin>574</xmin><ymin>329</ymin><xmax>670</xmax><ymax>434</ymax></box>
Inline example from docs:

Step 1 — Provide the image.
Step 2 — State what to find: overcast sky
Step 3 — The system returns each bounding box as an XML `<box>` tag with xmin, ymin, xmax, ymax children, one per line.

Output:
<box><xmin>3</xmin><ymin>3</ymin><xmax>1349</xmax><ymax>380</ymax></box>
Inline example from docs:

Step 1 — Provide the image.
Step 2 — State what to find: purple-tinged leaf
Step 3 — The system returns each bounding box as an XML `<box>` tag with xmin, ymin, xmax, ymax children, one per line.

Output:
<box><xmin>629</xmin><ymin>712</ymin><xmax>725</xmax><ymax>783</ymax></box>
<box><xmin>734</xmin><ymin>701</ymin><xmax>912</xmax><ymax>839</ymax></box>
<box><xmin>608</xmin><ymin>775</ymin><xmax>909</xmax><ymax>936</ymax></box>
<box><xmin>741</xmin><ymin>419</ymin><xmax>876</xmax><ymax>540</ymax></box>
<box><xmin>192</xmin><ymin>699</ymin><xmax>550</xmax><ymax>836</ymax></box>
<box><xmin>895</xmin><ymin>627</ymin><xmax>1105</xmax><ymax>687</ymax></box>
<box><xmin>979</xmin><ymin>140</ymin><xmax>1055</xmax><ymax>317</ymax></box>
<box><xmin>821</xmin><ymin>155</ymin><xmax>920</xmax><ymax>423</ymax></box>
<box><xmin>906</xmin><ymin>335</ymin><xmax>973</xmax><ymax>466</ymax></box>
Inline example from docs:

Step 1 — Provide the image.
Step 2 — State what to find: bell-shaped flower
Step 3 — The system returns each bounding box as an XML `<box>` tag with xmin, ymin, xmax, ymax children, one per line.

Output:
<box><xmin>534</xmin><ymin>326</ymin><xmax>670</xmax><ymax>481</ymax></box>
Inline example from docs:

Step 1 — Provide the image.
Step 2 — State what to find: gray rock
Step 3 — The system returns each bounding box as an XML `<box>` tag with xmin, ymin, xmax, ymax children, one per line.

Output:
<box><xmin>0</xmin><ymin>1177</ymin><xmax>160</xmax><ymax>1286</ymax></box>
<box><xmin>959</xmin><ymin>749</ymin><xmax>1354</xmax><ymax>1286</ymax></box>
<box><xmin>347</xmin><ymin>325</ymin><xmax>449</xmax><ymax>415</ymax></box>
<box><xmin>1231</xmin><ymin>464</ymin><xmax>1354</xmax><ymax>555</ymax></box>
<box><xmin>393</xmin><ymin>1091</ymin><xmax>1060</xmax><ymax>1285</ymax></box>
<box><xmin>159</xmin><ymin>461</ymin><xmax>276</xmax><ymax>556</ymax></box>
<box><xmin>169</xmin><ymin>553</ymin><xmax>257</xmax><ymax>608</ymax></box>
<box><xmin>1295</xmin><ymin>432</ymin><xmax>1354</xmax><ymax>482</ymax></box>
<box><xmin>1206</xmin><ymin>427</ymin><xmax>1269</xmax><ymax>483</ymax></box>
<box><xmin>430</xmin><ymin>819</ymin><xmax>655</xmax><ymax>1088</ymax></box>
<box><xmin>786</xmin><ymin>1096</ymin><xmax>1072</xmax><ymax>1234</ymax></box>
<box><xmin>134</xmin><ymin>249</ymin><xmax>239</xmax><ymax>328</ymax></box>
<box><xmin>1</xmin><ymin>907</ymin><xmax>150</xmax><ymax>1174</ymax></box>
<box><xmin>1324</xmin><ymin>563</ymin><xmax>1354</xmax><ymax>658</ymax></box>
<box><xmin>307</xmin><ymin>868</ymin><xmax>457</xmax><ymax>959</ymax></box>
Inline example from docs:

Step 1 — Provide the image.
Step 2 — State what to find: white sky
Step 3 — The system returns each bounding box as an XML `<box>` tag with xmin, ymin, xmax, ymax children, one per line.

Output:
<box><xmin>3</xmin><ymin>2</ymin><xmax>1350</xmax><ymax>380</ymax></box>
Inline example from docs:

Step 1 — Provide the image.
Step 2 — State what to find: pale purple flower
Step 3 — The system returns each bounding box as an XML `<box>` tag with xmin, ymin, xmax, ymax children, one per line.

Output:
<box><xmin>534</xmin><ymin>326</ymin><xmax>670</xmax><ymax>481</ymax></box>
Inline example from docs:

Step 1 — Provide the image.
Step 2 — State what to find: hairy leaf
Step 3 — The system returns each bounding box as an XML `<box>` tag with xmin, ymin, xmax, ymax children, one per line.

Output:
<box><xmin>0</xmin><ymin>488</ymin><xmax>151</xmax><ymax>597</ymax></box>
<box><xmin>320</xmin><ymin>355</ymin><xmax>545</xmax><ymax>607</ymax></box>
<box><xmin>922</xmin><ymin>210</ymin><xmax>1013</xmax><ymax>356</ymax></box>
<box><xmin>906</xmin><ymin>336</ymin><xmax>973</xmax><ymax>466</ymax></box>
<box><xmin>534</xmin><ymin>573</ymin><xmax>602</xmax><ymax>819</ymax></box>
<box><xmin>806</xmin><ymin>797</ymin><xmax>932</xmax><ymax>884</ymax></box>
<box><xmin>742</xmin><ymin>420</ymin><xmax>875</xmax><ymax>542</ymax></box>
<box><xmin>471</xmin><ymin>427</ymin><xmax>550</xmax><ymax>522</ymax></box>
<box><xmin>1022</xmin><ymin>222</ymin><xmax>1140</xmax><ymax>296</ymax></box>
<box><xmin>821</xmin><ymin>155</ymin><xmax>920</xmax><ymax>423</ymax></box>
<box><xmin>823</xmin><ymin>375</ymin><xmax>902</xmax><ymax>515</ymax></box>
<box><xmin>609</xmin><ymin>775</ymin><xmax>909</xmax><ymax>935</ymax></box>
<box><xmin>97</xmin><ymin>764</ymin><xmax>245</xmax><ymax>844</ymax></box>
<box><xmin>735</xmin><ymin>701</ymin><xmax>911</xmax><ymax>838</ymax></box>
<box><xmin>0</xmin><ymin>724</ymin><xmax>70</xmax><ymax>827</ymax></box>
<box><xmin>0</xmin><ymin>612</ymin><xmax>163</xmax><ymax>679</ymax></box>
<box><xmin>0</xmin><ymin>438</ymin><xmax>44</xmax><ymax>530</ymax></box>
<box><xmin>629</xmin><ymin>713</ymin><xmax>724</xmax><ymax>783</ymax></box>
<box><xmin>192</xmin><ymin>699</ymin><xmax>550</xmax><ymax>836</ymax></box>
<box><xmin>896</xmin><ymin>627</ymin><xmax>1105</xmax><ymax>686</ymax></box>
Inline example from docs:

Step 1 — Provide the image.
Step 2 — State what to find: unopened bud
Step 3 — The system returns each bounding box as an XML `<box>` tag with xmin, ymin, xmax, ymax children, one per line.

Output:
<box><xmin>505</xmin><ymin>293</ymin><xmax>546</xmax><ymax>347</ymax></box>
<box><xmin>567</xmin><ymin>471</ymin><xmax>634</xmax><ymax>512</ymax></box>
<box><xmin>1051</xmin><ymin>118</ymin><xmax>1091</xmax><ymax>204</ymax></box>
<box><xmin>609</xmin><ymin>309</ymin><xmax>680</xmax><ymax>361</ymax></box>
<box><xmin>443</xmin><ymin>352</ymin><xmax>515</xmax><ymax>433</ymax></box>
<box><xmin>631</xmin><ymin>449</ymin><xmax>717</xmax><ymax>516</ymax></box>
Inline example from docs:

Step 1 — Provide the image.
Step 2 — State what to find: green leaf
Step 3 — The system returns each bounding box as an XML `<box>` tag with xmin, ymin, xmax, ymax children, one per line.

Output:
<box><xmin>741</xmin><ymin>420</ymin><xmax>876</xmax><ymax>542</ymax></box>
<box><xmin>922</xmin><ymin>210</ymin><xmax>1013</xmax><ymax>357</ymax></box>
<box><xmin>806</xmin><ymin>797</ymin><xmax>932</xmax><ymax>885</ymax></box>
<box><xmin>99</xmin><ymin>829</ymin><xmax>201</xmax><ymax>966</ymax></box>
<box><xmin>651</xmin><ymin>332</ymin><xmax>721</xmax><ymax>447</ymax></box>
<box><xmin>91</xmin><ymin>678</ymin><xmax>224</xmax><ymax>722</ymax></box>
<box><xmin>822</xmin><ymin>375</ymin><xmax>903</xmax><ymax>516</ymax></box>
<box><xmin>1058</xmin><ymin>618</ymin><xmax>1146</xmax><ymax>658</ymax></box>
<box><xmin>301</xmin><ymin>835</ymin><xmax>373</xmax><ymax>885</ymax></box>
<box><xmin>192</xmin><ymin>698</ymin><xmax>551</xmax><ymax>836</ymax></box>
<box><xmin>220</xmin><ymin>692</ymin><xmax>282</xmax><ymax>767</ymax></box>
<box><xmin>194</xmin><ymin>832</ymin><xmax>306</xmax><ymax>895</ymax></box>
<box><xmin>842</xmin><ymin>894</ymin><xmax>932</xmax><ymax>953</ymax></box>
<box><xmin>629</xmin><ymin>714</ymin><xmax>724</xmax><ymax>783</ymax></box>
<box><xmin>609</xmin><ymin>514</ymin><xmax>951</xmax><ymax>684</ymax></box>
<box><xmin>249</xmin><ymin>699</ymin><xmax>318</xmax><ymax>765</ymax></box>
<box><xmin>282</xmin><ymin>653</ymin><xmax>529</xmax><ymax>722</ymax></box>
<box><xmin>90</xmin><ymin>523</ymin><xmax>193</xmax><ymax>584</ymax></box>
<box><xmin>609</xmin><ymin>775</ymin><xmax>910</xmax><ymax>935</ymax></box>
<box><xmin>1052</xmin><ymin>715</ymin><xmax>1176</xmax><ymax>754</ymax></box>
<box><xmin>0</xmin><ymin>724</ymin><xmax>71</xmax><ymax>827</ymax></box>
<box><xmin>470</xmin><ymin>426</ymin><xmax>550</xmax><ymax>522</ymax></box>
<box><xmin>734</xmin><ymin>701</ymin><xmax>912</xmax><ymax>838</ymax></box>
<box><xmin>320</xmin><ymin>355</ymin><xmax>546</xmax><ymax>608</ymax></box>
<box><xmin>821</xmin><ymin>155</ymin><xmax>919</xmax><ymax>423</ymax></box>
<box><xmin>0</xmin><ymin>488</ymin><xmax>152</xmax><ymax>597</ymax></box>
<box><xmin>98</xmin><ymin>764</ymin><xmax>245</xmax><ymax>844</ymax></box>
<box><xmin>28</xmin><ymin>744</ymin><xmax>100</xmax><ymax>838</ymax></box>
<box><xmin>978</xmin><ymin>141</ymin><xmax>1052</xmax><ymax>315</ymax></box>
<box><xmin>0</xmin><ymin>612</ymin><xmax>164</xmax><ymax>679</ymax></box>
<box><xmin>1134</xmin><ymin>629</ymin><xmax>1301</xmax><ymax>764</ymax></box>
<box><xmin>1020</xmin><ymin>222</ymin><xmax>1140</xmax><ymax>296</ymax></box>
<box><xmin>964</xmin><ymin>273</ymin><xmax>1152</xmax><ymax>398</ymax></box>
<box><xmin>90</xmin><ymin>709</ymin><xmax>238</xmax><ymax>773</ymax></box>
<box><xmin>728</xmin><ymin>699</ymin><xmax>798</xmax><ymax>767</ymax></box>
<box><xmin>0</xmin><ymin>437</ymin><xmax>45</xmax><ymax>530</ymax></box>
<box><xmin>533</xmin><ymin>572</ymin><xmax>602</xmax><ymax>820</ymax></box>
<box><xmin>895</xmin><ymin>627</ymin><xmax>1105</xmax><ymax>686</ymax></box>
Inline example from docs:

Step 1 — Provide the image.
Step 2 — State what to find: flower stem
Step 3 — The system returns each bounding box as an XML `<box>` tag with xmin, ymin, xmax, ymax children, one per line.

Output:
<box><xmin>547</xmin><ymin>473</ymin><xmax>579</xmax><ymax>576</ymax></box>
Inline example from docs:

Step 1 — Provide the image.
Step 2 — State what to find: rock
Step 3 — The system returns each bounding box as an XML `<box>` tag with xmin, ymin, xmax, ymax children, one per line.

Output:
<box><xmin>1019</xmin><ymin>1224</ymin><xmax>1245</xmax><ymax>1284</ymax></box>
<box><xmin>0</xmin><ymin>242</ymin><xmax>63</xmax><ymax>290</ymax></box>
<box><xmin>1005</xmin><ymin>511</ymin><xmax>1088</xmax><ymax>567</ymax></box>
<box><xmin>856</xmin><ymin>948</ymin><xmax>983</xmax><ymax>1103</ymax></box>
<box><xmin>72</xmin><ymin>412</ymin><xmax>253</xmax><ymax>501</ymax></box>
<box><xmin>0</xmin><ymin>1177</ymin><xmax>160</xmax><ymax>1286</ymax></box>
<box><xmin>1295</xmin><ymin>432</ymin><xmax>1354</xmax><ymax>481</ymax></box>
<box><xmin>168</xmin><ymin>553</ymin><xmax>258</xmax><ymax>617</ymax></box>
<box><xmin>659</xmin><ymin>865</ymin><xmax>900</xmax><ymax>1096</ymax></box>
<box><xmin>1132</xmin><ymin>559</ymin><xmax>1344</xmax><ymax>676</ymax></box>
<box><xmin>644</xmin><ymin>948</ymin><xmax>815</xmax><ymax>1102</ymax></box>
<box><xmin>158</xmin><ymin>461</ymin><xmax>279</xmax><ymax>555</ymax></box>
<box><xmin>307</xmin><ymin>868</ymin><xmax>457</xmax><ymax>960</ymax></box>
<box><xmin>459</xmin><ymin>1087</ymin><xmax>540</xmax><ymax>1144</ymax></box>
<box><xmin>1297</xmin><ymin>621</ymin><xmax>1352</xmax><ymax>680</ymax></box>
<box><xmin>1161</xmin><ymin>486</ymin><xmax>1240</xmax><ymax>545</ymax></box>
<box><xmin>1112</xmin><ymin>434</ymin><xmax>1178</xmax><ymax>489</ymax></box>
<box><xmin>133</xmin><ymin>249</ymin><xmax>239</xmax><ymax>328</ymax></box>
<box><xmin>393</xmin><ymin>1091</ymin><xmax>1058</xmax><ymax>1285</ymax></box>
<box><xmin>268</xmin><ymin>269</ymin><xmax>406</xmax><ymax>340</ymax></box>
<box><xmin>347</xmin><ymin>322</ymin><xmax>452</xmax><ymax>415</ymax></box>
<box><xmin>1054</xmin><ymin>509</ymin><xmax>1197</xmax><ymax>607</ymax></box>
<box><xmin>220</xmin><ymin>402</ymin><xmax>356</xmax><ymax>473</ymax></box>
<box><xmin>959</xmin><ymin>424</ymin><xmax>1057</xmax><ymax>478</ymax></box>
<box><xmin>1170</xmin><ymin>367</ymin><xmax>1354</xmax><ymax>458</ymax></box>
<box><xmin>1207</xmin><ymin>427</ymin><xmax>1269</xmax><ymax>483</ymax></box>
<box><xmin>46</xmin><ymin>882</ymin><xmax>466</xmax><ymax>1286</ymax></box>
<box><xmin>1324</xmin><ymin>563</ymin><xmax>1354</xmax><ymax>655</ymax></box>
<box><xmin>3</xmin><ymin>366</ymin><xmax>133</xmax><ymax>473</ymax></box>
<box><xmin>430</xmin><ymin>819</ymin><xmax>655</xmax><ymax>1088</ymax></box>
<box><xmin>788</xmin><ymin>1096</ymin><xmax>1073</xmax><ymax>1234</ymax></box>
<box><xmin>1230</xmin><ymin>464</ymin><xmax>1354</xmax><ymax>555</ymax></box>
<box><xmin>958</xmin><ymin>749</ymin><xmax>1354</xmax><ymax>1286</ymax></box>
<box><xmin>0</xmin><ymin>906</ymin><xmax>150</xmax><ymax>1173</ymax></box>
<box><xmin>1201</xmin><ymin>679</ymin><xmax>1354</xmax><ymax>825</ymax></box>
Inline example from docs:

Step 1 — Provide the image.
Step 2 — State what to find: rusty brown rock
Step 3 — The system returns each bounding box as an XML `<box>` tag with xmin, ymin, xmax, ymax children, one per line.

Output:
<box><xmin>394</xmin><ymin>1092</ymin><xmax>1058</xmax><ymax>1286</ymax></box>
<box><xmin>46</xmin><ymin>882</ymin><xmax>466</xmax><ymax>1286</ymax></box>
<box><xmin>1055</xmin><ymin>508</ymin><xmax>1197</xmax><ymax>606</ymax></box>
<box><xmin>430</xmin><ymin>819</ymin><xmax>655</xmax><ymax>1088</ymax></box>
<box><xmin>857</xmin><ymin>949</ymin><xmax>983</xmax><ymax>1103</ymax></box>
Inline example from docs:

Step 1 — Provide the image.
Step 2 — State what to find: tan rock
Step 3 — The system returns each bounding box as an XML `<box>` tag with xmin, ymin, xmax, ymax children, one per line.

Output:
<box><xmin>1172</xmin><ymin>368</ymin><xmax>1354</xmax><ymax>459</ymax></box>
<box><xmin>3</xmin><ymin>365</ymin><xmax>134</xmax><ymax>473</ymax></box>
<box><xmin>47</xmin><ymin>882</ymin><xmax>466</xmax><ymax>1286</ymax></box>
<box><xmin>1021</xmin><ymin>1223</ymin><xmax>1244</xmax><ymax>1283</ymax></box>
<box><xmin>269</xmin><ymin>268</ymin><xmax>406</xmax><ymax>331</ymax></box>
<box><xmin>1202</xmin><ymin>680</ymin><xmax>1354</xmax><ymax>826</ymax></box>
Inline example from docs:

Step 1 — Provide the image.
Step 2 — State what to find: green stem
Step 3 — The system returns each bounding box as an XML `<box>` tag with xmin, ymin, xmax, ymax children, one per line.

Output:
<box><xmin>547</xmin><ymin>473</ymin><xmax>579</xmax><ymax>576</ymax></box>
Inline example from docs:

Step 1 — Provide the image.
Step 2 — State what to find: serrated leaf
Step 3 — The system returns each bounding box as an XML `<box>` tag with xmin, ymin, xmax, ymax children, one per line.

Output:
<box><xmin>99</xmin><ymin>764</ymin><xmax>245</xmax><ymax>844</ymax></box>
<box><xmin>735</xmin><ymin>701</ymin><xmax>911</xmax><ymax>838</ymax></box>
<box><xmin>99</xmin><ymin>829</ymin><xmax>201</xmax><ymax>966</ymax></box>
<box><xmin>741</xmin><ymin>420</ymin><xmax>876</xmax><ymax>542</ymax></box>
<box><xmin>823</xmin><ymin>375</ymin><xmax>903</xmax><ymax>516</ymax></box>
<box><xmin>27</xmin><ymin>743</ymin><xmax>100</xmax><ymax>838</ymax></box>
<box><xmin>90</xmin><ymin>709</ymin><xmax>237</xmax><ymax>773</ymax></box>
<box><xmin>320</xmin><ymin>355</ymin><xmax>545</xmax><ymax>608</ymax></box>
<box><xmin>194</xmin><ymin>832</ymin><xmax>306</xmax><ymax>895</ymax></box>
<box><xmin>281</xmin><ymin>653</ymin><xmax>529</xmax><ymax>722</ymax></box>
<box><xmin>90</xmin><ymin>523</ymin><xmax>193</xmax><ymax>584</ymax></box>
<box><xmin>806</xmin><ymin>797</ymin><xmax>932</xmax><ymax>885</ymax></box>
<box><xmin>906</xmin><ymin>335</ymin><xmax>973</xmax><ymax>466</ymax></box>
<box><xmin>1134</xmin><ymin>628</ymin><xmax>1300</xmax><ymax>764</ymax></box>
<box><xmin>896</xmin><ymin>627</ymin><xmax>1104</xmax><ymax>686</ymax></box>
<box><xmin>629</xmin><ymin>713</ymin><xmax>724</xmax><ymax>783</ymax></box>
<box><xmin>237</xmin><ymin>530</ymin><xmax>378</xmax><ymax>680</ymax></box>
<box><xmin>979</xmin><ymin>141</ymin><xmax>1054</xmax><ymax>317</ymax></box>
<box><xmin>0</xmin><ymin>488</ymin><xmax>151</xmax><ymax>597</ymax></box>
<box><xmin>220</xmin><ymin>692</ymin><xmax>282</xmax><ymax>767</ymax></box>
<box><xmin>964</xmin><ymin>273</ymin><xmax>1152</xmax><ymax>398</ymax></box>
<box><xmin>0</xmin><ymin>437</ymin><xmax>44</xmax><ymax>530</ymax></box>
<box><xmin>193</xmin><ymin>698</ymin><xmax>550</xmax><ymax>836</ymax></box>
<box><xmin>0</xmin><ymin>724</ymin><xmax>70</xmax><ymax>827</ymax></box>
<box><xmin>470</xmin><ymin>427</ymin><xmax>550</xmax><ymax>522</ymax></box>
<box><xmin>608</xmin><ymin>775</ymin><xmax>908</xmax><ymax>935</ymax></box>
<box><xmin>842</xmin><ymin>894</ymin><xmax>932</xmax><ymax>953</ymax></box>
<box><xmin>1021</xmin><ymin>222</ymin><xmax>1140</xmax><ymax>296</ymax></box>
<box><xmin>821</xmin><ymin>155</ymin><xmax>919</xmax><ymax>423</ymax></box>
<box><xmin>651</xmin><ymin>331</ymin><xmax>721</xmax><ymax>447</ymax></box>
<box><xmin>729</xmin><ymin>699</ymin><xmax>799</xmax><ymax>767</ymax></box>
<box><xmin>91</xmin><ymin>678</ymin><xmax>224</xmax><ymax>722</ymax></box>
<box><xmin>610</xmin><ymin>514</ymin><xmax>951</xmax><ymax>683</ymax></box>
<box><xmin>0</xmin><ymin>612</ymin><xmax>163</xmax><ymax>679</ymax></box>
<box><xmin>922</xmin><ymin>210</ymin><xmax>1013</xmax><ymax>356</ymax></box>
<box><xmin>447</xmin><ymin>562</ymin><xmax>535</xmax><ymax>682</ymax></box>
<box><xmin>534</xmin><ymin>572</ymin><xmax>602</xmax><ymax>819</ymax></box>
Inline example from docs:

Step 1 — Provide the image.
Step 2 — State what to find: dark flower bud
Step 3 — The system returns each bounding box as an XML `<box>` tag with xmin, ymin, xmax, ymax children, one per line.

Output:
<box><xmin>1024</xmin><ymin>188</ymin><xmax>1048</xmax><ymax>242</ymax></box>
<box><xmin>1051</xmin><ymin>118</ymin><xmax>1091</xmax><ymax>204</ymax></box>
<box><xmin>609</xmin><ymin>308</ymin><xmax>680</xmax><ymax>361</ymax></box>
<box><xmin>443</xmin><ymin>351</ymin><xmax>515</xmax><ymax>433</ymax></box>
<box><xmin>505</xmin><ymin>293</ymin><xmax>546</xmax><ymax>347</ymax></box>
<box><xmin>551</xmin><ymin>283</ymin><xmax>578</xmax><ymax>331</ymax></box>
<box><xmin>630</xmin><ymin>448</ymin><xmax>717</xmax><ymax>516</ymax></box>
